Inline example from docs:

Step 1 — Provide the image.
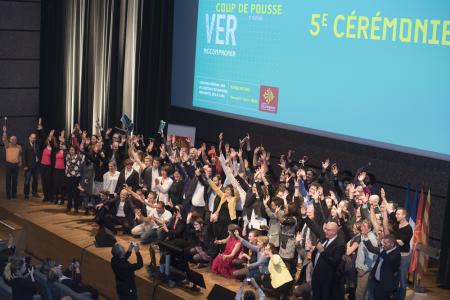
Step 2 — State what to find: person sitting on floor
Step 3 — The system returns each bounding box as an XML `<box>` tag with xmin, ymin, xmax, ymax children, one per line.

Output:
<box><xmin>96</xmin><ymin>188</ymin><xmax>137</xmax><ymax>234</ymax></box>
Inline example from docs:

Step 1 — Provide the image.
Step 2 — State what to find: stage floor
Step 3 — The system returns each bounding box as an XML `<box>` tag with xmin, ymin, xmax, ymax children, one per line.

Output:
<box><xmin>0</xmin><ymin>168</ymin><xmax>449</xmax><ymax>299</ymax></box>
<box><xmin>0</xmin><ymin>195</ymin><xmax>246</xmax><ymax>300</ymax></box>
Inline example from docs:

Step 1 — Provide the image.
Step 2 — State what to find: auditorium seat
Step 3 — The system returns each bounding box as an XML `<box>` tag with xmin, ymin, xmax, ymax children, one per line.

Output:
<box><xmin>35</xmin><ymin>265</ymin><xmax>93</xmax><ymax>300</ymax></box>
<box><xmin>0</xmin><ymin>275</ymin><xmax>42</xmax><ymax>300</ymax></box>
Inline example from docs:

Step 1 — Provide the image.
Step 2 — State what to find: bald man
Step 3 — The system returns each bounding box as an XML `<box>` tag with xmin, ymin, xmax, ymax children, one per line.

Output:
<box><xmin>310</xmin><ymin>221</ymin><xmax>345</xmax><ymax>300</ymax></box>
<box><xmin>2</xmin><ymin>126</ymin><xmax>22</xmax><ymax>199</ymax></box>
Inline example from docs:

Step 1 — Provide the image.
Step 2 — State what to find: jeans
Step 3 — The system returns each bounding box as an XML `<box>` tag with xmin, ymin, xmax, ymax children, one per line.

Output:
<box><xmin>141</xmin><ymin>228</ymin><xmax>165</xmax><ymax>244</ymax></box>
<box><xmin>398</xmin><ymin>254</ymin><xmax>410</xmax><ymax>300</ymax></box>
<box><xmin>24</xmin><ymin>165</ymin><xmax>39</xmax><ymax>197</ymax></box>
<box><xmin>81</xmin><ymin>193</ymin><xmax>97</xmax><ymax>209</ymax></box>
<box><xmin>5</xmin><ymin>162</ymin><xmax>19</xmax><ymax>198</ymax></box>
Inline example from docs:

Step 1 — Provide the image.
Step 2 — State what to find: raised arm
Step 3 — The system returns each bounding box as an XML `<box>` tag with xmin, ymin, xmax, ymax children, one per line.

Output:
<box><xmin>2</xmin><ymin>126</ymin><xmax>8</xmax><ymax>146</ymax></box>
<box><xmin>208</xmin><ymin>178</ymin><xmax>224</xmax><ymax>198</ymax></box>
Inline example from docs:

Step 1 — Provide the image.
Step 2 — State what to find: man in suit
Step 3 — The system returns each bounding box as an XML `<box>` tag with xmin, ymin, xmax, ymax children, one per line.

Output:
<box><xmin>22</xmin><ymin>132</ymin><xmax>40</xmax><ymax>199</ymax></box>
<box><xmin>97</xmin><ymin>188</ymin><xmax>136</xmax><ymax>234</ymax></box>
<box><xmin>364</xmin><ymin>234</ymin><xmax>401</xmax><ymax>300</ymax></box>
<box><xmin>114</xmin><ymin>159</ymin><xmax>139</xmax><ymax>194</ymax></box>
<box><xmin>111</xmin><ymin>242</ymin><xmax>143</xmax><ymax>300</ymax></box>
<box><xmin>142</xmin><ymin>157</ymin><xmax>160</xmax><ymax>192</ymax></box>
<box><xmin>310</xmin><ymin>221</ymin><xmax>345</xmax><ymax>300</ymax></box>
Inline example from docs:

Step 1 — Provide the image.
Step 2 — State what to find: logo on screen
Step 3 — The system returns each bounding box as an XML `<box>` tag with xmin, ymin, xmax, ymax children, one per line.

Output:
<box><xmin>259</xmin><ymin>86</ymin><xmax>279</xmax><ymax>113</ymax></box>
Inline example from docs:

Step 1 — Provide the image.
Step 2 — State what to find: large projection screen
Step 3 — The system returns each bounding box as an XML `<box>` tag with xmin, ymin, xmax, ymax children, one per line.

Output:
<box><xmin>171</xmin><ymin>0</ymin><xmax>450</xmax><ymax>161</ymax></box>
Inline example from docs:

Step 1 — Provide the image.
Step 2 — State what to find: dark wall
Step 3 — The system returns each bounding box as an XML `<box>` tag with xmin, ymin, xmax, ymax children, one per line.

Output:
<box><xmin>0</xmin><ymin>0</ymin><xmax>41</xmax><ymax>156</ymax></box>
<box><xmin>169</xmin><ymin>106</ymin><xmax>450</xmax><ymax>245</ymax></box>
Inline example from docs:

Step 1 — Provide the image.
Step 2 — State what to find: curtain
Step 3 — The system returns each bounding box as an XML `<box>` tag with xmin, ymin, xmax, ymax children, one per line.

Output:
<box><xmin>40</xmin><ymin>0</ymin><xmax>173</xmax><ymax>135</ymax></box>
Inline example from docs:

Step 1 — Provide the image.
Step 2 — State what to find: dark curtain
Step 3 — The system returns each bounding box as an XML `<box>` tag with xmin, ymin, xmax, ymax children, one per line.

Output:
<box><xmin>40</xmin><ymin>0</ymin><xmax>173</xmax><ymax>135</ymax></box>
<box><xmin>134</xmin><ymin>0</ymin><xmax>174</xmax><ymax>138</ymax></box>
<box><xmin>39</xmin><ymin>0</ymin><xmax>66</xmax><ymax>131</ymax></box>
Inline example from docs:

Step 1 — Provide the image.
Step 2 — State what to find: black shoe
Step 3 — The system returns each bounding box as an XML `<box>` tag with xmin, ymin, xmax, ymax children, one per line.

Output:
<box><xmin>25</xmin><ymin>195</ymin><xmax>29</xmax><ymax>200</ymax></box>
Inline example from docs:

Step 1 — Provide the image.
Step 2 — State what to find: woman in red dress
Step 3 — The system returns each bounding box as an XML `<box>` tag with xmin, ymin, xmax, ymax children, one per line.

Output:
<box><xmin>211</xmin><ymin>224</ymin><xmax>242</xmax><ymax>278</ymax></box>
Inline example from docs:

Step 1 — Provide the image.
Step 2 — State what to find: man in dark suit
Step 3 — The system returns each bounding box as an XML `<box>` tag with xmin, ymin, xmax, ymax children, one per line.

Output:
<box><xmin>310</xmin><ymin>221</ymin><xmax>346</xmax><ymax>300</ymax></box>
<box><xmin>365</xmin><ymin>234</ymin><xmax>401</xmax><ymax>300</ymax></box>
<box><xmin>111</xmin><ymin>242</ymin><xmax>143</xmax><ymax>300</ymax></box>
<box><xmin>22</xmin><ymin>132</ymin><xmax>40</xmax><ymax>199</ymax></box>
<box><xmin>97</xmin><ymin>189</ymin><xmax>136</xmax><ymax>234</ymax></box>
<box><xmin>142</xmin><ymin>157</ymin><xmax>160</xmax><ymax>192</ymax></box>
<box><xmin>114</xmin><ymin>159</ymin><xmax>139</xmax><ymax>194</ymax></box>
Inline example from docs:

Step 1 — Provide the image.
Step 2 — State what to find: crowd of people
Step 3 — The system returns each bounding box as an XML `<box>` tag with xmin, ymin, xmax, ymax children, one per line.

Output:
<box><xmin>2</xmin><ymin>118</ymin><xmax>414</xmax><ymax>300</ymax></box>
<box><xmin>0</xmin><ymin>234</ymin><xmax>98</xmax><ymax>300</ymax></box>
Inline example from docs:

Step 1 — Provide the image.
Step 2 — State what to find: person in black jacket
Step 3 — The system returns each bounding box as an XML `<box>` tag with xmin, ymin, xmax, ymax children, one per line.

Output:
<box><xmin>308</xmin><ymin>220</ymin><xmax>346</xmax><ymax>300</ymax></box>
<box><xmin>3</xmin><ymin>257</ymin><xmax>41</xmax><ymax>300</ymax></box>
<box><xmin>22</xmin><ymin>131</ymin><xmax>41</xmax><ymax>199</ymax></box>
<box><xmin>114</xmin><ymin>159</ymin><xmax>140</xmax><ymax>194</ymax></box>
<box><xmin>364</xmin><ymin>234</ymin><xmax>401</xmax><ymax>300</ymax></box>
<box><xmin>111</xmin><ymin>242</ymin><xmax>143</xmax><ymax>300</ymax></box>
<box><xmin>96</xmin><ymin>189</ymin><xmax>136</xmax><ymax>234</ymax></box>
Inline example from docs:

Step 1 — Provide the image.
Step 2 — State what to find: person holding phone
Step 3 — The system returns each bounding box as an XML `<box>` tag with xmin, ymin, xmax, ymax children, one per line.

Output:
<box><xmin>111</xmin><ymin>241</ymin><xmax>143</xmax><ymax>300</ymax></box>
<box><xmin>235</xmin><ymin>277</ymin><xmax>265</xmax><ymax>300</ymax></box>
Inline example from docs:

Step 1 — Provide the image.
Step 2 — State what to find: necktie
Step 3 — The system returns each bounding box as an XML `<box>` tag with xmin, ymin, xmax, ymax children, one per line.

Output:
<box><xmin>374</xmin><ymin>251</ymin><xmax>386</xmax><ymax>280</ymax></box>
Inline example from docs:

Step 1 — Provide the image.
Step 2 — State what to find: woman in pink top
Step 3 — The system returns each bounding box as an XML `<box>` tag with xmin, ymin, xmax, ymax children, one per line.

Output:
<box><xmin>40</xmin><ymin>129</ymin><xmax>56</xmax><ymax>202</ymax></box>
<box><xmin>53</xmin><ymin>141</ymin><xmax>66</xmax><ymax>204</ymax></box>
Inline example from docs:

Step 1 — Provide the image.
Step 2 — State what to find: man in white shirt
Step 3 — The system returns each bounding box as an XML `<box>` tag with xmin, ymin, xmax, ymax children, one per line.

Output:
<box><xmin>140</xmin><ymin>201</ymin><xmax>172</xmax><ymax>244</ymax></box>
<box><xmin>131</xmin><ymin>192</ymin><xmax>157</xmax><ymax>236</ymax></box>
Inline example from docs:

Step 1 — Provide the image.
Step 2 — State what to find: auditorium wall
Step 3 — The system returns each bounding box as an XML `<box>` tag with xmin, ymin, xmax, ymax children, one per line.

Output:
<box><xmin>0</xmin><ymin>0</ymin><xmax>41</xmax><ymax>158</ymax></box>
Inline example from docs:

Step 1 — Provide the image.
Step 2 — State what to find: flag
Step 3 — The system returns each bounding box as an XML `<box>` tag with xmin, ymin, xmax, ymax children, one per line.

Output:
<box><xmin>404</xmin><ymin>183</ymin><xmax>411</xmax><ymax>220</ymax></box>
<box><xmin>408</xmin><ymin>188</ymin><xmax>425</xmax><ymax>273</ymax></box>
<box><xmin>410</xmin><ymin>186</ymin><xmax>419</xmax><ymax>227</ymax></box>
<box><xmin>417</xmin><ymin>189</ymin><xmax>431</xmax><ymax>279</ymax></box>
<box><xmin>408</xmin><ymin>186</ymin><xmax>419</xmax><ymax>256</ymax></box>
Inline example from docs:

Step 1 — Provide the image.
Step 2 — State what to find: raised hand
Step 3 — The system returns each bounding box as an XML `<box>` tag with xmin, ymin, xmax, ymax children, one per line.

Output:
<box><xmin>300</xmin><ymin>205</ymin><xmax>307</xmax><ymax>216</ymax></box>
<box><xmin>49</xmin><ymin>129</ymin><xmax>55</xmax><ymax>137</ymax></box>
<box><xmin>218</xmin><ymin>132</ymin><xmax>223</xmax><ymax>141</ymax></box>
<box><xmin>331</xmin><ymin>163</ymin><xmax>339</xmax><ymax>176</ymax></box>
<box><xmin>321</xmin><ymin>158</ymin><xmax>330</xmax><ymax>170</ymax></box>
<box><xmin>298</xmin><ymin>168</ymin><xmax>306</xmax><ymax>179</ymax></box>
<box><xmin>295</xmin><ymin>232</ymin><xmax>303</xmax><ymax>243</ymax></box>
<box><xmin>329</xmin><ymin>190</ymin><xmax>337</xmax><ymax>203</ymax></box>
<box><xmin>358</xmin><ymin>171</ymin><xmax>367</xmax><ymax>183</ymax></box>
<box><xmin>37</xmin><ymin>117</ymin><xmax>43</xmax><ymax>130</ymax></box>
